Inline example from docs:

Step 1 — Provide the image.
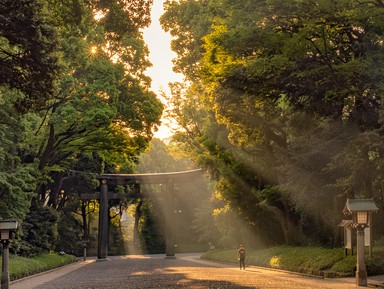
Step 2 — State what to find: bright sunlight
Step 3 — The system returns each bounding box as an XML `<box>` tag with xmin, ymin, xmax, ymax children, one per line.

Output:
<box><xmin>143</xmin><ymin>0</ymin><xmax>183</xmax><ymax>140</ymax></box>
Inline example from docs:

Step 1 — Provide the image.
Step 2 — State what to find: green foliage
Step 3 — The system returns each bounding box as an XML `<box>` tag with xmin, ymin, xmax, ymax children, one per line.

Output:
<box><xmin>0</xmin><ymin>0</ymin><xmax>60</xmax><ymax>112</ymax></box>
<box><xmin>0</xmin><ymin>90</ymin><xmax>39</xmax><ymax>220</ymax></box>
<box><xmin>138</xmin><ymin>138</ymin><xmax>195</xmax><ymax>173</ymax></box>
<box><xmin>19</xmin><ymin>200</ymin><xmax>59</xmax><ymax>257</ymax></box>
<box><xmin>135</xmin><ymin>139</ymin><xmax>213</xmax><ymax>253</ymax></box>
<box><xmin>0</xmin><ymin>167</ymin><xmax>36</xmax><ymax>220</ymax></box>
<box><xmin>33</xmin><ymin>0</ymin><xmax>164</xmax><ymax>207</ymax></box>
<box><xmin>138</xmin><ymin>200</ymin><xmax>165</xmax><ymax>254</ymax></box>
<box><xmin>5</xmin><ymin>253</ymin><xmax>75</xmax><ymax>281</ymax></box>
<box><xmin>163</xmin><ymin>0</ymin><xmax>384</xmax><ymax>248</ymax></box>
<box><xmin>0</xmin><ymin>0</ymin><xmax>165</xmax><ymax>257</ymax></box>
<box><xmin>161</xmin><ymin>0</ymin><xmax>213</xmax><ymax>80</ymax></box>
<box><xmin>55</xmin><ymin>207</ymin><xmax>83</xmax><ymax>256</ymax></box>
<box><xmin>192</xmin><ymin>201</ymin><xmax>221</xmax><ymax>246</ymax></box>
<box><xmin>202</xmin><ymin>246</ymin><xmax>384</xmax><ymax>277</ymax></box>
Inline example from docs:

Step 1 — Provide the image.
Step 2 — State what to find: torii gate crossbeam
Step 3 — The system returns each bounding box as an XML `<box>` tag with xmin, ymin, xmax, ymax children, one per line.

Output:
<box><xmin>81</xmin><ymin>169</ymin><xmax>202</xmax><ymax>260</ymax></box>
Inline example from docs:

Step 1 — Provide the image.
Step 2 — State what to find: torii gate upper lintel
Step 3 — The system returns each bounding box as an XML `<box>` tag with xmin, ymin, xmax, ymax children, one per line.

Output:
<box><xmin>96</xmin><ymin>168</ymin><xmax>202</xmax><ymax>185</ymax></box>
<box><xmin>81</xmin><ymin>169</ymin><xmax>202</xmax><ymax>260</ymax></box>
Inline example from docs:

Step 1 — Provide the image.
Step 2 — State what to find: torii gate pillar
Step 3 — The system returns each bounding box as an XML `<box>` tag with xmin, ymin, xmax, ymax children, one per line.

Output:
<box><xmin>98</xmin><ymin>179</ymin><xmax>109</xmax><ymax>260</ymax></box>
<box><xmin>165</xmin><ymin>181</ymin><xmax>175</xmax><ymax>258</ymax></box>
<box><xmin>81</xmin><ymin>169</ymin><xmax>202</xmax><ymax>260</ymax></box>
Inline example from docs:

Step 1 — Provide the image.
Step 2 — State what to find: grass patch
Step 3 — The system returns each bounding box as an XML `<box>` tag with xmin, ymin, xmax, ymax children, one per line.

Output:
<box><xmin>175</xmin><ymin>243</ymin><xmax>210</xmax><ymax>253</ymax></box>
<box><xmin>201</xmin><ymin>246</ymin><xmax>384</xmax><ymax>278</ymax></box>
<box><xmin>0</xmin><ymin>253</ymin><xmax>76</xmax><ymax>281</ymax></box>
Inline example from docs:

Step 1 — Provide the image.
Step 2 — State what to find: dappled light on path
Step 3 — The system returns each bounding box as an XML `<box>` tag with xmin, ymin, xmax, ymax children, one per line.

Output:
<box><xmin>10</xmin><ymin>253</ymin><xmax>359</xmax><ymax>289</ymax></box>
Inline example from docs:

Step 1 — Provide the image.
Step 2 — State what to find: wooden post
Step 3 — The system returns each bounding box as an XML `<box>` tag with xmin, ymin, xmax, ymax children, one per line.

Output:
<box><xmin>83</xmin><ymin>242</ymin><xmax>87</xmax><ymax>261</ymax></box>
<box><xmin>1</xmin><ymin>241</ymin><xmax>10</xmax><ymax>289</ymax></box>
<box><xmin>369</xmin><ymin>212</ymin><xmax>372</xmax><ymax>258</ymax></box>
<box><xmin>356</xmin><ymin>226</ymin><xmax>367</xmax><ymax>286</ymax></box>
<box><xmin>165</xmin><ymin>181</ymin><xmax>175</xmax><ymax>258</ymax></box>
<box><xmin>98</xmin><ymin>179</ymin><xmax>109</xmax><ymax>260</ymax></box>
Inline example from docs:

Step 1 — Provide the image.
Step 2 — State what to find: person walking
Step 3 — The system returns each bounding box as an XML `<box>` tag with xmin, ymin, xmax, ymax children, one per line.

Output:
<box><xmin>237</xmin><ymin>244</ymin><xmax>246</xmax><ymax>270</ymax></box>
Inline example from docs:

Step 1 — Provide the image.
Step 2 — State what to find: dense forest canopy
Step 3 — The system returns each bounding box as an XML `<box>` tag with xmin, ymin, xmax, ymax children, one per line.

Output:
<box><xmin>161</xmin><ymin>0</ymin><xmax>384</xmax><ymax>246</ymax></box>
<box><xmin>2</xmin><ymin>0</ymin><xmax>384</xmax><ymax>256</ymax></box>
<box><xmin>0</xmin><ymin>0</ymin><xmax>166</xmax><ymax>255</ymax></box>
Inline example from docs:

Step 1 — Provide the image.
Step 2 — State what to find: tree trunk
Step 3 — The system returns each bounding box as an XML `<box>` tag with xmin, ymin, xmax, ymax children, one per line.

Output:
<box><xmin>362</xmin><ymin>146</ymin><xmax>373</xmax><ymax>198</ymax></box>
<box><xmin>133</xmin><ymin>199</ymin><xmax>143</xmax><ymax>245</ymax></box>
<box><xmin>81</xmin><ymin>201</ymin><xmax>88</xmax><ymax>239</ymax></box>
<box><xmin>261</xmin><ymin>203</ymin><xmax>307</xmax><ymax>245</ymax></box>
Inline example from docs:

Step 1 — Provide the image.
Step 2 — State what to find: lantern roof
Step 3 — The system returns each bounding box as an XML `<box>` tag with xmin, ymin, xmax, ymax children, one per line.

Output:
<box><xmin>343</xmin><ymin>199</ymin><xmax>379</xmax><ymax>215</ymax></box>
<box><xmin>0</xmin><ymin>220</ymin><xmax>18</xmax><ymax>230</ymax></box>
<box><xmin>338</xmin><ymin>219</ymin><xmax>353</xmax><ymax>227</ymax></box>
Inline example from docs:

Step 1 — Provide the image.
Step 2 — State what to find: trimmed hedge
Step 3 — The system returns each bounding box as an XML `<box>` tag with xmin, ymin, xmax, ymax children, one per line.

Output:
<box><xmin>201</xmin><ymin>246</ymin><xmax>384</xmax><ymax>278</ymax></box>
<box><xmin>1</xmin><ymin>253</ymin><xmax>76</xmax><ymax>281</ymax></box>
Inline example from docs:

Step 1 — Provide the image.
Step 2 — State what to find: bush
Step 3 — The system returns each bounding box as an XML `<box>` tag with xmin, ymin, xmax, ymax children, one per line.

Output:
<box><xmin>3</xmin><ymin>253</ymin><xmax>76</xmax><ymax>281</ymax></box>
<box><xmin>19</xmin><ymin>200</ymin><xmax>59</xmax><ymax>257</ymax></box>
<box><xmin>201</xmin><ymin>246</ymin><xmax>384</xmax><ymax>278</ymax></box>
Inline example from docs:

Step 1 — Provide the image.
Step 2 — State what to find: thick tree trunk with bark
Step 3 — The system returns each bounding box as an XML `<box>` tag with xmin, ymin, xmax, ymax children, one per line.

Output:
<box><xmin>134</xmin><ymin>199</ymin><xmax>143</xmax><ymax>245</ymax></box>
<box><xmin>261</xmin><ymin>203</ymin><xmax>308</xmax><ymax>245</ymax></box>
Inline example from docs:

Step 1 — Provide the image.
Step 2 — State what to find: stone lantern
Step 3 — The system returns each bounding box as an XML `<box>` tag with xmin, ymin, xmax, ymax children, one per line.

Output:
<box><xmin>343</xmin><ymin>199</ymin><xmax>378</xmax><ymax>287</ymax></box>
<box><xmin>0</xmin><ymin>220</ymin><xmax>18</xmax><ymax>289</ymax></box>
<box><xmin>338</xmin><ymin>219</ymin><xmax>354</xmax><ymax>256</ymax></box>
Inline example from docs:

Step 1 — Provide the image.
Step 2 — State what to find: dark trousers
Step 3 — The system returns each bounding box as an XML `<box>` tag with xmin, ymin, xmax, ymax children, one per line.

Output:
<box><xmin>239</xmin><ymin>258</ymin><xmax>245</xmax><ymax>269</ymax></box>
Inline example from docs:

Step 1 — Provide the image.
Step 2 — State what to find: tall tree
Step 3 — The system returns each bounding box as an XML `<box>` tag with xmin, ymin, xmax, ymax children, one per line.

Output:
<box><xmin>162</xmin><ymin>0</ymin><xmax>384</xmax><ymax>246</ymax></box>
<box><xmin>0</xmin><ymin>0</ymin><xmax>60</xmax><ymax>112</ymax></box>
<box><xmin>33</xmin><ymin>0</ymin><xmax>163</xmax><ymax>207</ymax></box>
<box><xmin>0</xmin><ymin>0</ymin><xmax>163</xmax><ymax>255</ymax></box>
<box><xmin>0</xmin><ymin>89</ymin><xmax>38</xmax><ymax>220</ymax></box>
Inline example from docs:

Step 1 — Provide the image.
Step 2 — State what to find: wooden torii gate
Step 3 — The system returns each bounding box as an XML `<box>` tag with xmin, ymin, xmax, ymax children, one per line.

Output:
<box><xmin>81</xmin><ymin>169</ymin><xmax>202</xmax><ymax>260</ymax></box>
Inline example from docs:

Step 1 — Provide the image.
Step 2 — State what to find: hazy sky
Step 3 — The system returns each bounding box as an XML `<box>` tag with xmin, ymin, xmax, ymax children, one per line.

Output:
<box><xmin>143</xmin><ymin>0</ymin><xmax>183</xmax><ymax>139</ymax></box>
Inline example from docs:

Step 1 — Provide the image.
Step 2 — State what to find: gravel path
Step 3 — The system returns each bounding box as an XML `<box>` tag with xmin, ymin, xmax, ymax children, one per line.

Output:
<box><xmin>9</xmin><ymin>253</ymin><xmax>383</xmax><ymax>289</ymax></box>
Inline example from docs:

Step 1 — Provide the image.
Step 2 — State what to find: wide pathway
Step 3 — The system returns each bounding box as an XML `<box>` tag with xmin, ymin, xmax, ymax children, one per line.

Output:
<box><xmin>9</xmin><ymin>253</ymin><xmax>384</xmax><ymax>289</ymax></box>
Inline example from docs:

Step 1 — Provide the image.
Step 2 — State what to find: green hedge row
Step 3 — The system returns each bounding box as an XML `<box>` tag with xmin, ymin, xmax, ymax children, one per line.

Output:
<box><xmin>1</xmin><ymin>253</ymin><xmax>76</xmax><ymax>281</ymax></box>
<box><xmin>4</xmin><ymin>246</ymin><xmax>384</xmax><ymax>281</ymax></box>
<box><xmin>201</xmin><ymin>246</ymin><xmax>384</xmax><ymax>278</ymax></box>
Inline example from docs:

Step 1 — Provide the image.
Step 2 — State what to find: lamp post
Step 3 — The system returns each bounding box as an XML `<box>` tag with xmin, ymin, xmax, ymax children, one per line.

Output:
<box><xmin>79</xmin><ymin>233</ymin><xmax>89</xmax><ymax>261</ymax></box>
<box><xmin>0</xmin><ymin>220</ymin><xmax>18</xmax><ymax>289</ymax></box>
<box><xmin>355</xmin><ymin>211</ymin><xmax>368</xmax><ymax>286</ymax></box>
<box><xmin>174</xmin><ymin>210</ymin><xmax>182</xmax><ymax>248</ymax></box>
<box><xmin>343</xmin><ymin>199</ymin><xmax>379</xmax><ymax>287</ymax></box>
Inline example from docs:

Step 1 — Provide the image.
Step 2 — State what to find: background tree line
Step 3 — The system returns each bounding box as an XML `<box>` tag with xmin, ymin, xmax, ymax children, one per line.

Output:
<box><xmin>161</xmin><ymin>0</ymin><xmax>384</xmax><ymax>248</ymax></box>
<box><xmin>2</xmin><ymin>0</ymin><xmax>384</xmax><ymax>257</ymax></box>
<box><xmin>0</xmin><ymin>0</ymin><xmax>168</xmax><ymax>256</ymax></box>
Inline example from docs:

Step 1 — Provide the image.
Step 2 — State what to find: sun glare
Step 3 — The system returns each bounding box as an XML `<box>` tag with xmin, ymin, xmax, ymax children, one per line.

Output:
<box><xmin>143</xmin><ymin>0</ymin><xmax>183</xmax><ymax>140</ymax></box>
<box><xmin>90</xmin><ymin>46</ymin><xmax>97</xmax><ymax>55</ymax></box>
<box><xmin>94</xmin><ymin>10</ymin><xmax>107</xmax><ymax>21</ymax></box>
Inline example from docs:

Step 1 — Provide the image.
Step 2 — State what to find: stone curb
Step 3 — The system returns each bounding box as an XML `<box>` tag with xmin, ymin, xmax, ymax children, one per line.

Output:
<box><xmin>200</xmin><ymin>257</ymin><xmax>384</xmax><ymax>288</ymax></box>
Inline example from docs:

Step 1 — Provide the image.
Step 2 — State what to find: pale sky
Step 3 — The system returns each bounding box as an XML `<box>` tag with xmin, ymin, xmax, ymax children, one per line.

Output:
<box><xmin>143</xmin><ymin>0</ymin><xmax>183</xmax><ymax>139</ymax></box>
